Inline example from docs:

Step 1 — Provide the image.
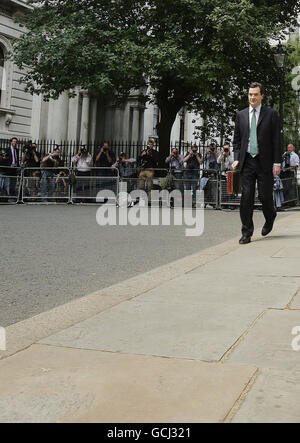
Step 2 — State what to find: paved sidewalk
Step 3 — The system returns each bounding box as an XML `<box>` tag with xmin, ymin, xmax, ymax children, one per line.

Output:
<box><xmin>0</xmin><ymin>212</ymin><xmax>300</xmax><ymax>422</ymax></box>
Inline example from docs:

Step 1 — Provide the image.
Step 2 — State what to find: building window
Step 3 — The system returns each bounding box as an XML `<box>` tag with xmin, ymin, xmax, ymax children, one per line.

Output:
<box><xmin>0</xmin><ymin>46</ymin><xmax>4</xmax><ymax>105</ymax></box>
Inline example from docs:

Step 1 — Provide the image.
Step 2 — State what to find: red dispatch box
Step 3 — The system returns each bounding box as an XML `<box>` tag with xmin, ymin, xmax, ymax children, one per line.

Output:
<box><xmin>227</xmin><ymin>171</ymin><xmax>242</xmax><ymax>195</ymax></box>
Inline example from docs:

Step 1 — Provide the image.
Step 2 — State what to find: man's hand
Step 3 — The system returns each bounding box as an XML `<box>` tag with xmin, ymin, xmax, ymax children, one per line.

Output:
<box><xmin>273</xmin><ymin>165</ymin><xmax>281</xmax><ymax>177</ymax></box>
<box><xmin>232</xmin><ymin>161</ymin><xmax>239</xmax><ymax>170</ymax></box>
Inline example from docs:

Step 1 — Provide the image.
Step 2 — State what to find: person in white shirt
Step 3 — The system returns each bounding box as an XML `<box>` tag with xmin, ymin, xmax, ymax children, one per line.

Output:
<box><xmin>72</xmin><ymin>147</ymin><xmax>93</xmax><ymax>175</ymax></box>
<box><xmin>217</xmin><ymin>142</ymin><xmax>234</xmax><ymax>175</ymax></box>
<box><xmin>282</xmin><ymin>143</ymin><xmax>299</xmax><ymax>173</ymax></box>
<box><xmin>72</xmin><ymin>147</ymin><xmax>93</xmax><ymax>200</ymax></box>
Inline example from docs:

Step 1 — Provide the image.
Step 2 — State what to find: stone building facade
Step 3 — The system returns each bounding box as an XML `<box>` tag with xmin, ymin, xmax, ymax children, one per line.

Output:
<box><xmin>0</xmin><ymin>0</ymin><xmax>199</xmax><ymax>146</ymax></box>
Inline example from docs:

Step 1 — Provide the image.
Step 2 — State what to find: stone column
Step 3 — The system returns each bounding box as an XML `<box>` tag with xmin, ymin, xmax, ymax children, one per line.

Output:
<box><xmin>90</xmin><ymin>97</ymin><xmax>98</xmax><ymax>143</ymax></box>
<box><xmin>114</xmin><ymin>107</ymin><xmax>123</xmax><ymax>141</ymax></box>
<box><xmin>48</xmin><ymin>91</ymin><xmax>69</xmax><ymax>142</ymax></box>
<box><xmin>131</xmin><ymin>106</ymin><xmax>140</xmax><ymax>142</ymax></box>
<box><xmin>80</xmin><ymin>91</ymin><xmax>90</xmax><ymax>144</ymax></box>
<box><xmin>104</xmin><ymin>106</ymin><xmax>113</xmax><ymax>141</ymax></box>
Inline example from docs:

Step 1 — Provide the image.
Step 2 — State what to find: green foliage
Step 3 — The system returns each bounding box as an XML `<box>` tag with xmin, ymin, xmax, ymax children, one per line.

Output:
<box><xmin>11</xmin><ymin>0</ymin><xmax>300</xmax><ymax>152</ymax></box>
<box><xmin>281</xmin><ymin>36</ymin><xmax>300</xmax><ymax>147</ymax></box>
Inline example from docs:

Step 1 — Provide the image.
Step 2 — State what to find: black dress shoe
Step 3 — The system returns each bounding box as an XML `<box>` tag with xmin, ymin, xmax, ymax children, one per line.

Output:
<box><xmin>262</xmin><ymin>216</ymin><xmax>276</xmax><ymax>237</ymax></box>
<box><xmin>239</xmin><ymin>236</ymin><xmax>251</xmax><ymax>245</ymax></box>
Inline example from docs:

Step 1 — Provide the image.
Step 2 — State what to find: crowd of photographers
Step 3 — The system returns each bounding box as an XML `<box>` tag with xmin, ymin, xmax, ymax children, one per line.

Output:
<box><xmin>0</xmin><ymin>136</ymin><xmax>299</xmax><ymax>206</ymax></box>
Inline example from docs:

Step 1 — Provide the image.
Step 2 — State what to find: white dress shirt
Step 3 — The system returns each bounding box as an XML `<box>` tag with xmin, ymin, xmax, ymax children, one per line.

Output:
<box><xmin>248</xmin><ymin>105</ymin><xmax>261</xmax><ymax>153</ymax></box>
<box><xmin>72</xmin><ymin>154</ymin><xmax>93</xmax><ymax>172</ymax></box>
<box><xmin>10</xmin><ymin>145</ymin><xmax>17</xmax><ymax>166</ymax></box>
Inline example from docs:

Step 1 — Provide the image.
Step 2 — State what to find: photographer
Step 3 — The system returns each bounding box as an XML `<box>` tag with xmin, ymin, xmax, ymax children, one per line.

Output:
<box><xmin>217</xmin><ymin>143</ymin><xmax>233</xmax><ymax>176</ymax></box>
<box><xmin>204</xmin><ymin>143</ymin><xmax>219</xmax><ymax>171</ymax></box>
<box><xmin>114</xmin><ymin>152</ymin><xmax>136</xmax><ymax>194</ymax></box>
<box><xmin>166</xmin><ymin>148</ymin><xmax>184</xmax><ymax>192</ymax></box>
<box><xmin>138</xmin><ymin>141</ymin><xmax>159</xmax><ymax>202</ymax></box>
<box><xmin>21</xmin><ymin>142</ymin><xmax>41</xmax><ymax>169</ymax></box>
<box><xmin>72</xmin><ymin>146</ymin><xmax>93</xmax><ymax>176</ymax></box>
<box><xmin>183</xmin><ymin>145</ymin><xmax>203</xmax><ymax>206</ymax></box>
<box><xmin>113</xmin><ymin>152</ymin><xmax>136</xmax><ymax>178</ymax></box>
<box><xmin>72</xmin><ymin>146</ymin><xmax>93</xmax><ymax>199</ymax></box>
<box><xmin>40</xmin><ymin>146</ymin><xmax>61</xmax><ymax>201</ymax></box>
<box><xmin>21</xmin><ymin>142</ymin><xmax>41</xmax><ymax>197</ymax></box>
<box><xmin>94</xmin><ymin>142</ymin><xmax>116</xmax><ymax>191</ymax></box>
<box><xmin>282</xmin><ymin>144</ymin><xmax>299</xmax><ymax>176</ymax></box>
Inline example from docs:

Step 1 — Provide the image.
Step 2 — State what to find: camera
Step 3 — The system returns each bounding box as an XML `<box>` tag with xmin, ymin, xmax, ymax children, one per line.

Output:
<box><xmin>224</xmin><ymin>148</ymin><xmax>229</xmax><ymax>153</ymax></box>
<box><xmin>24</xmin><ymin>141</ymin><xmax>34</xmax><ymax>155</ymax></box>
<box><xmin>284</xmin><ymin>152</ymin><xmax>291</xmax><ymax>168</ymax></box>
<box><xmin>80</xmin><ymin>147</ymin><xmax>88</xmax><ymax>156</ymax></box>
<box><xmin>0</xmin><ymin>149</ymin><xmax>8</xmax><ymax>161</ymax></box>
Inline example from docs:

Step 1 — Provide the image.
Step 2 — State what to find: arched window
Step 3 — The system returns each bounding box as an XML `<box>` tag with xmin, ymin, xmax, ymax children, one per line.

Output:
<box><xmin>0</xmin><ymin>46</ymin><xmax>4</xmax><ymax>104</ymax></box>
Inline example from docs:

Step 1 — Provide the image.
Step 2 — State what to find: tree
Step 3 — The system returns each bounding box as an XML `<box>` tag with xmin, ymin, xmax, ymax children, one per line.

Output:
<box><xmin>281</xmin><ymin>35</ymin><xmax>300</xmax><ymax>148</ymax></box>
<box><xmin>12</xmin><ymin>0</ymin><xmax>300</xmax><ymax>161</ymax></box>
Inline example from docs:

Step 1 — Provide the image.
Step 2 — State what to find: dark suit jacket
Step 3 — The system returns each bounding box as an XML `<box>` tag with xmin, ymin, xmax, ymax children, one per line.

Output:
<box><xmin>233</xmin><ymin>106</ymin><xmax>281</xmax><ymax>173</ymax></box>
<box><xmin>0</xmin><ymin>147</ymin><xmax>20</xmax><ymax>175</ymax></box>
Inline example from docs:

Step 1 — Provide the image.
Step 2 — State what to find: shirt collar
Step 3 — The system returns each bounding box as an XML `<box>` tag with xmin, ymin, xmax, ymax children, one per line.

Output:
<box><xmin>250</xmin><ymin>104</ymin><xmax>262</xmax><ymax>114</ymax></box>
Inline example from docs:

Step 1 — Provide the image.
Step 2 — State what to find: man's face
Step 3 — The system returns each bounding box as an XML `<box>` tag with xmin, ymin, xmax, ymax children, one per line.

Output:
<box><xmin>53</xmin><ymin>149</ymin><xmax>60</xmax><ymax>157</ymax></box>
<box><xmin>172</xmin><ymin>149</ymin><xmax>178</xmax><ymax>156</ymax></box>
<box><xmin>103</xmin><ymin>143</ymin><xmax>109</xmax><ymax>150</ymax></box>
<box><xmin>148</xmin><ymin>143</ymin><xmax>154</xmax><ymax>150</ymax></box>
<box><xmin>249</xmin><ymin>87</ymin><xmax>264</xmax><ymax>108</ymax></box>
<box><xmin>11</xmin><ymin>139</ymin><xmax>17</xmax><ymax>148</ymax></box>
<box><xmin>287</xmin><ymin>144</ymin><xmax>295</xmax><ymax>153</ymax></box>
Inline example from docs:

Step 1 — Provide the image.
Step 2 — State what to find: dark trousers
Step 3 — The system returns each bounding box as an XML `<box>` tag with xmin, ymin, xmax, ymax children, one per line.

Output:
<box><xmin>240</xmin><ymin>154</ymin><xmax>276</xmax><ymax>237</ymax></box>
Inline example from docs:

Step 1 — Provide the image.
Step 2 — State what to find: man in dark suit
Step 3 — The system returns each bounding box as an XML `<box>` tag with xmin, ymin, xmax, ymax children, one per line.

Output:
<box><xmin>233</xmin><ymin>83</ymin><xmax>282</xmax><ymax>245</ymax></box>
<box><xmin>3</xmin><ymin>137</ymin><xmax>19</xmax><ymax>197</ymax></box>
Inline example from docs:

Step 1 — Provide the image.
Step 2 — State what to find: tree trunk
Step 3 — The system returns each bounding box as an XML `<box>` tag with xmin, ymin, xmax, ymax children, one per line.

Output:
<box><xmin>157</xmin><ymin>103</ymin><xmax>182</xmax><ymax>167</ymax></box>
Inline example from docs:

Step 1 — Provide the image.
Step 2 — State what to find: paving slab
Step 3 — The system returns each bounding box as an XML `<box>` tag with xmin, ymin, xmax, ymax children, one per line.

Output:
<box><xmin>137</xmin><ymin>273</ymin><xmax>299</xmax><ymax>309</ymax></box>
<box><xmin>273</xmin><ymin>247</ymin><xmax>300</xmax><ymax>258</ymax></box>
<box><xmin>232</xmin><ymin>369</ymin><xmax>300</xmax><ymax>423</ymax></box>
<box><xmin>290</xmin><ymin>290</ymin><xmax>300</xmax><ymax>309</ymax></box>
<box><xmin>227</xmin><ymin>310</ymin><xmax>300</xmax><ymax>371</ymax></box>
<box><xmin>0</xmin><ymin>344</ymin><xmax>256</xmax><ymax>423</ymax></box>
<box><xmin>190</xmin><ymin>256</ymin><xmax>300</xmax><ymax>278</ymax></box>
<box><xmin>40</xmin><ymin>301</ymin><xmax>262</xmax><ymax>361</ymax></box>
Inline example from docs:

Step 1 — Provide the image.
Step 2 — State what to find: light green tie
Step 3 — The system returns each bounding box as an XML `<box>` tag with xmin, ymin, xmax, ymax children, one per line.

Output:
<box><xmin>250</xmin><ymin>108</ymin><xmax>258</xmax><ymax>158</ymax></box>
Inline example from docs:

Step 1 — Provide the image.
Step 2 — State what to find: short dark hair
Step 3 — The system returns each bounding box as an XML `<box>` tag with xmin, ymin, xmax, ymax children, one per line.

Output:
<box><xmin>10</xmin><ymin>137</ymin><xmax>18</xmax><ymax>142</ymax></box>
<box><xmin>249</xmin><ymin>82</ymin><xmax>265</xmax><ymax>95</ymax></box>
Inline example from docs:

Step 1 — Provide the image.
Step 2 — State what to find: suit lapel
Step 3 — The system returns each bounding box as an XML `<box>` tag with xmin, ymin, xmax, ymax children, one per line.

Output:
<box><xmin>257</xmin><ymin>106</ymin><xmax>266</xmax><ymax>128</ymax></box>
<box><xmin>243</xmin><ymin>107</ymin><xmax>250</xmax><ymax>139</ymax></box>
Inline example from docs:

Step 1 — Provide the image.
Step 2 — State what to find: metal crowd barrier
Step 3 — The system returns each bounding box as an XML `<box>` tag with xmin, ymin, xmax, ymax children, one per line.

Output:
<box><xmin>72</xmin><ymin>167</ymin><xmax>119</xmax><ymax>204</ymax></box>
<box><xmin>22</xmin><ymin>167</ymin><xmax>71</xmax><ymax>204</ymax></box>
<box><xmin>0</xmin><ymin>167</ymin><xmax>22</xmax><ymax>204</ymax></box>
<box><xmin>170</xmin><ymin>169</ymin><xmax>219</xmax><ymax>207</ymax></box>
<box><xmin>118</xmin><ymin>168</ymin><xmax>169</xmax><ymax>205</ymax></box>
<box><xmin>219</xmin><ymin>174</ymin><xmax>262</xmax><ymax>209</ymax></box>
<box><xmin>0</xmin><ymin>166</ymin><xmax>298</xmax><ymax>209</ymax></box>
<box><xmin>280</xmin><ymin>169</ymin><xmax>298</xmax><ymax>206</ymax></box>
